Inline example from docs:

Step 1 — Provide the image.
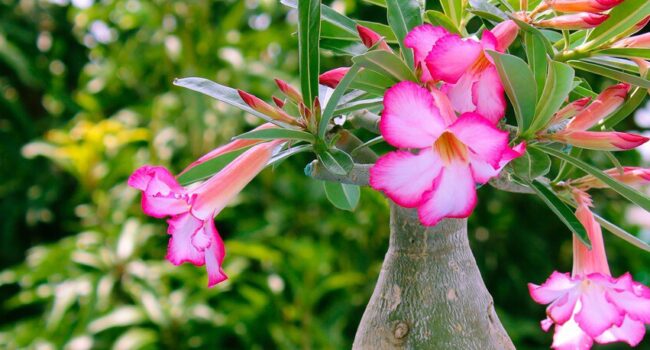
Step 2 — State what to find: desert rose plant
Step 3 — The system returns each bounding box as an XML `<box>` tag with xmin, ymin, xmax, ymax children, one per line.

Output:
<box><xmin>129</xmin><ymin>0</ymin><xmax>650</xmax><ymax>348</ymax></box>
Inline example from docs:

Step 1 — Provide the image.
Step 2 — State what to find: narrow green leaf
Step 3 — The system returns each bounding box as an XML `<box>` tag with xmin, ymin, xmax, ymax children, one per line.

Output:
<box><xmin>334</xmin><ymin>97</ymin><xmax>383</xmax><ymax>115</ymax></box>
<box><xmin>568</xmin><ymin>60</ymin><xmax>650</xmax><ymax>89</ymax></box>
<box><xmin>234</xmin><ymin>128</ymin><xmax>315</xmax><ymax>143</ymax></box>
<box><xmin>528</xmin><ymin>60</ymin><xmax>574</xmax><ymax>134</ymax></box>
<box><xmin>352</xmin><ymin>50</ymin><xmax>417</xmax><ymax>82</ymax></box>
<box><xmin>441</xmin><ymin>0</ymin><xmax>465</xmax><ymax>28</ymax></box>
<box><xmin>177</xmin><ymin>147</ymin><xmax>251</xmax><ymax>185</ymax></box>
<box><xmin>173</xmin><ymin>77</ymin><xmax>278</xmax><ymax>125</ymax></box>
<box><xmin>298</xmin><ymin>0</ymin><xmax>321</xmax><ymax>106</ymax></box>
<box><xmin>425</xmin><ymin>10</ymin><xmax>460</xmax><ymax>34</ymax></box>
<box><xmin>319</xmin><ymin>64</ymin><xmax>361</xmax><ymax>138</ymax></box>
<box><xmin>320</xmin><ymin>39</ymin><xmax>366</xmax><ymax>56</ymax></box>
<box><xmin>524</xmin><ymin>32</ymin><xmax>549</xmax><ymax>99</ymax></box>
<box><xmin>349</xmin><ymin>68</ymin><xmax>397</xmax><ymax>96</ymax></box>
<box><xmin>524</xmin><ymin>178</ymin><xmax>591</xmax><ymax>248</ymax></box>
<box><xmin>582</xmin><ymin>0</ymin><xmax>650</xmax><ymax>50</ymax></box>
<box><xmin>469</xmin><ymin>0</ymin><xmax>508</xmax><ymax>21</ymax></box>
<box><xmin>593</xmin><ymin>213</ymin><xmax>650</xmax><ymax>253</ymax></box>
<box><xmin>362</xmin><ymin>0</ymin><xmax>386</xmax><ymax>6</ymax></box>
<box><xmin>322</xmin><ymin>182</ymin><xmax>361</xmax><ymax>211</ymax></box>
<box><xmin>595</xmin><ymin>48</ymin><xmax>650</xmax><ymax>60</ymax></box>
<box><xmin>534</xmin><ymin>144</ymin><xmax>650</xmax><ymax>212</ymax></box>
<box><xmin>386</xmin><ymin>0</ymin><xmax>422</xmax><ymax>69</ymax></box>
<box><xmin>584</xmin><ymin>57</ymin><xmax>639</xmax><ymax>74</ymax></box>
<box><xmin>317</xmin><ymin>148</ymin><xmax>354</xmax><ymax>175</ymax></box>
<box><xmin>488</xmin><ymin>51</ymin><xmax>537</xmax><ymax>133</ymax></box>
<box><xmin>511</xmin><ymin>148</ymin><xmax>551</xmax><ymax>180</ymax></box>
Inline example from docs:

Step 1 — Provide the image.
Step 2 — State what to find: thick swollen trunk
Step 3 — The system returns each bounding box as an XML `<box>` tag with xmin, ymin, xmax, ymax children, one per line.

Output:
<box><xmin>353</xmin><ymin>203</ymin><xmax>514</xmax><ymax>349</ymax></box>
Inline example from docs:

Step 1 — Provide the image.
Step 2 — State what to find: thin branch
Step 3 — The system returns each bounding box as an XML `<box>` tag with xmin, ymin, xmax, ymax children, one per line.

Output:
<box><xmin>306</xmin><ymin>160</ymin><xmax>371</xmax><ymax>186</ymax></box>
<box><xmin>488</xmin><ymin>172</ymin><xmax>535</xmax><ymax>194</ymax></box>
<box><xmin>347</xmin><ymin>110</ymin><xmax>380</xmax><ymax>134</ymax></box>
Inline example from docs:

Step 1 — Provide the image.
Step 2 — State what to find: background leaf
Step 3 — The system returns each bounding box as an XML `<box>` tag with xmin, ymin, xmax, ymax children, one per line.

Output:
<box><xmin>322</xmin><ymin>182</ymin><xmax>360</xmax><ymax>211</ymax></box>
<box><xmin>386</xmin><ymin>0</ymin><xmax>422</xmax><ymax>69</ymax></box>
<box><xmin>298</xmin><ymin>0</ymin><xmax>321</xmax><ymax>106</ymax></box>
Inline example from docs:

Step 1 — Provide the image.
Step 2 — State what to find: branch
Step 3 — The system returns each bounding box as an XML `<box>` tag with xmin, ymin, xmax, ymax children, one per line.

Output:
<box><xmin>306</xmin><ymin>160</ymin><xmax>371</xmax><ymax>186</ymax></box>
<box><xmin>488</xmin><ymin>172</ymin><xmax>535</xmax><ymax>194</ymax></box>
<box><xmin>335</xmin><ymin>130</ymin><xmax>378</xmax><ymax>164</ymax></box>
<box><xmin>348</xmin><ymin>110</ymin><xmax>380</xmax><ymax>134</ymax></box>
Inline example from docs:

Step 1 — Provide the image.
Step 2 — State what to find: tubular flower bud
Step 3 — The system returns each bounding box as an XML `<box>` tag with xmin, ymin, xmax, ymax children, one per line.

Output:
<box><xmin>238</xmin><ymin>90</ymin><xmax>299</xmax><ymax>125</ymax></box>
<box><xmin>567</xmin><ymin>83</ymin><xmax>630</xmax><ymax>131</ymax></box>
<box><xmin>543</xmin><ymin>0</ymin><xmax>624</xmax><ymax>13</ymax></box>
<box><xmin>356</xmin><ymin>24</ymin><xmax>392</xmax><ymax>51</ymax></box>
<box><xmin>536</xmin><ymin>13</ymin><xmax>609</xmax><ymax>30</ymax></box>
<box><xmin>612</xmin><ymin>33</ymin><xmax>650</xmax><ymax>49</ymax></box>
<box><xmin>272</xmin><ymin>96</ymin><xmax>285</xmax><ymax>108</ymax></box>
<box><xmin>319</xmin><ymin>67</ymin><xmax>350</xmax><ymax>88</ymax></box>
<box><xmin>549</xmin><ymin>97</ymin><xmax>592</xmax><ymax>126</ymax></box>
<box><xmin>572</xmin><ymin>167</ymin><xmax>650</xmax><ymax>189</ymax></box>
<box><xmin>274</xmin><ymin>78</ymin><xmax>303</xmax><ymax>104</ymax></box>
<box><xmin>491</xmin><ymin>20</ymin><xmax>520</xmax><ymax>52</ymax></box>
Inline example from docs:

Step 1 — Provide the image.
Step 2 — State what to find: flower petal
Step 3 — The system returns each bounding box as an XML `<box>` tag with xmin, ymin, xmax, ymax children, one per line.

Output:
<box><xmin>528</xmin><ymin>271</ymin><xmax>578</xmax><ymax>304</ymax></box>
<box><xmin>417</xmin><ymin>161</ymin><xmax>477</xmax><ymax>226</ymax></box>
<box><xmin>575</xmin><ymin>284</ymin><xmax>624</xmax><ymax>337</ymax></box>
<box><xmin>594</xmin><ymin>316</ymin><xmax>646</xmax><ymax>347</ymax></box>
<box><xmin>166</xmin><ymin>213</ymin><xmax>206</xmax><ymax>266</ymax></box>
<box><xmin>472</xmin><ymin>65</ymin><xmax>506</xmax><ymax>124</ymax></box>
<box><xmin>425</xmin><ymin>34</ymin><xmax>483</xmax><ymax>84</ymax></box>
<box><xmin>380</xmin><ymin>82</ymin><xmax>446</xmax><ymax>148</ymax></box>
<box><xmin>129</xmin><ymin>166</ymin><xmax>190</xmax><ymax>218</ymax></box>
<box><xmin>404</xmin><ymin>24</ymin><xmax>449</xmax><ymax>82</ymax></box>
<box><xmin>204</xmin><ymin>220</ymin><xmax>227</xmax><ymax>287</ymax></box>
<box><xmin>449</xmin><ymin>113</ymin><xmax>509</xmax><ymax>168</ymax></box>
<box><xmin>443</xmin><ymin>73</ymin><xmax>478</xmax><ymax>116</ymax></box>
<box><xmin>552</xmin><ymin>317</ymin><xmax>594</xmax><ymax>350</ymax></box>
<box><xmin>369</xmin><ymin>148</ymin><xmax>442</xmax><ymax>208</ymax></box>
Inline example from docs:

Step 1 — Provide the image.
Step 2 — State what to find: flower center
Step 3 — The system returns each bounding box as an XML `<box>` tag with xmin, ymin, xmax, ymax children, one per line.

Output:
<box><xmin>434</xmin><ymin>132</ymin><xmax>469</xmax><ymax>165</ymax></box>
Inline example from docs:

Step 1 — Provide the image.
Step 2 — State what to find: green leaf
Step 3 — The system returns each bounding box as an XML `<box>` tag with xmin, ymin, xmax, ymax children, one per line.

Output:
<box><xmin>349</xmin><ymin>68</ymin><xmax>397</xmax><ymax>96</ymax></box>
<box><xmin>524</xmin><ymin>178</ymin><xmax>591</xmax><ymax>248</ymax></box>
<box><xmin>334</xmin><ymin>97</ymin><xmax>383</xmax><ymax>115</ymax></box>
<box><xmin>469</xmin><ymin>0</ymin><xmax>508</xmax><ymax>21</ymax></box>
<box><xmin>593</xmin><ymin>213</ymin><xmax>650</xmax><ymax>253</ymax></box>
<box><xmin>511</xmin><ymin>17</ymin><xmax>554</xmax><ymax>55</ymax></box>
<box><xmin>356</xmin><ymin>21</ymin><xmax>398</xmax><ymax>43</ymax></box>
<box><xmin>584</xmin><ymin>57</ymin><xmax>639</xmax><ymax>74</ymax></box>
<box><xmin>363</xmin><ymin>0</ymin><xmax>386</xmax><ymax>6</ymax></box>
<box><xmin>534</xmin><ymin>144</ymin><xmax>650</xmax><ymax>212</ymax></box>
<box><xmin>234</xmin><ymin>128</ymin><xmax>315</xmax><ymax>143</ymax></box>
<box><xmin>568</xmin><ymin>60</ymin><xmax>650</xmax><ymax>89</ymax></box>
<box><xmin>319</xmin><ymin>64</ymin><xmax>361</xmax><ymax>138</ymax></box>
<box><xmin>174</xmin><ymin>77</ymin><xmax>291</xmax><ymax>126</ymax></box>
<box><xmin>425</xmin><ymin>10</ymin><xmax>460</xmax><ymax>34</ymax></box>
<box><xmin>441</xmin><ymin>0</ymin><xmax>465</xmax><ymax>28</ymax></box>
<box><xmin>386</xmin><ymin>0</ymin><xmax>422</xmax><ymax>69</ymax></box>
<box><xmin>603</xmin><ymin>86</ymin><xmax>648</xmax><ymax>128</ymax></box>
<box><xmin>317</xmin><ymin>148</ymin><xmax>354</xmax><ymax>175</ymax></box>
<box><xmin>322</xmin><ymin>182</ymin><xmax>360</xmax><ymax>211</ymax></box>
<box><xmin>488</xmin><ymin>51</ymin><xmax>537</xmax><ymax>133</ymax></box>
<box><xmin>524</xmin><ymin>32</ymin><xmax>549</xmax><ymax>99</ymax></box>
<box><xmin>320</xmin><ymin>39</ymin><xmax>366</xmax><ymax>56</ymax></box>
<box><xmin>298</xmin><ymin>0</ymin><xmax>321</xmax><ymax>106</ymax></box>
<box><xmin>352</xmin><ymin>50</ymin><xmax>417</xmax><ymax>82</ymax></box>
<box><xmin>595</xmin><ymin>48</ymin><xmax>650</xmax><ymax>60</ymax></box>
<box><xmin>528</xmin><ymin>60</ymin><xmax>574</xmax><ymax>134</ymax></box>
<box><xmin>511</xmin><ymin>148</ymin><xmax>551</xmax><ymax>180</ymax></box>
<box><xmin>177</xmin><ymin>147</ymin><xmax>251</xmax><ymax>185</ymax></box>
<box><xmin>582</xmin><ymin>0</ymin><xmax>650</xmax><ymax>50</ymax></box>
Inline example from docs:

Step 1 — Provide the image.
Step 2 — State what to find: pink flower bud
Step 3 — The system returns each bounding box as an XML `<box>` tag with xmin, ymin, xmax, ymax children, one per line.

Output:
<box><xmin>274</xmin><ymin>78</ymin><xmax>303</xmax><ymax>103</ymax></box>
<box><xmin>613</xmin><ymin>33</ymin><xmax>650</xmax><ymax>49</ymax></box>
<box><xmin>536</xmin><ymin>13</ymin><xmax>609</xmax><ymax>30</ymax></box>
<box><xmin>543</xmin><ymin>0</ymin><xmax>624</xmax><ymax>13</ymax></box>
<box><xmin>319</xmin><ymin>67</ymin><xmax>350</xmax><ymax>88</ymax></box>
<box><xmin>272</xmin><ymin>96</ymin><xmax>285</xmax><ymax>108</ymax></box>
<box><xmin>491</xmin><ymin>20</ymin><xmax>519</xmax><ymax>51</ymax></box>
<box><xmin>549</xmin><ymin>97</ymin><xmax>591</xmax><ymax>126</ymax></box>
<box><xmin>549</xmin><ymin>130</ymin><xmax>649</xmax><ymax>151</ymax></box>
<box><xmin>356</xmin><ymin>24</ymin><xmax>392</xmax><ymax>51</ymax></box>
<box><xmin>573</xmin><ymin>167</ymin><xmax>650</xmax><ymax>189</ymax></box>
<box><xmin>567</xmin><ymin>83</ymin><xmax>629</xmax><ymax>131</ymax></box>
<box><xmin>238</xmin><ymin>90</ymin><xmax>298</xmax><ymax>125</ymax></box>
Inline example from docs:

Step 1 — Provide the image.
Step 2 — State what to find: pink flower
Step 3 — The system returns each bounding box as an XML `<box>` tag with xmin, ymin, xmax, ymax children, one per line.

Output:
<box><xmin>319</xmin><ymin>67</ymin><xmax>350</xmax><ymax>88</ymax></box>
<box><xmin>536</xmin><ymin>13</ymin><xmax>609</xmax><ymax>30</ymax></box>
<box><xmin>542</xmin><ymin>0</ymin><xmax>624</xmax><ymax>13</ymax></box>
<box><xmin>404</xmin><ymin>21</ymin><xmax>518</xmax><ymax>124</ymax></box>
<box><xmin>529</xmin><ymin>190</ymin><xmax>650</xmax><ymax>349</ymax></box>
<box><xmin>369</xmin><ymin>82</ymin><xmax>524</xmax><ymax>226</ymax></box>
<box><xmin>128</xmin><ymin>141</ymin><xmax>282</xmax><ymax>287</ymax></box>
<box><xmin>545</xmin><ymin>84</ymin><xmax>649</xmax><ymax>151</ymax></box>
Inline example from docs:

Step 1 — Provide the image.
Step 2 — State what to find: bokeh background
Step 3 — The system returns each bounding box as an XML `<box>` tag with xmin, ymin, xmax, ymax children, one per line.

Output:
<box><xmin>1</xmin><ymin>0</ymin><xmax>649</xmax><ymax>349</ymax></box>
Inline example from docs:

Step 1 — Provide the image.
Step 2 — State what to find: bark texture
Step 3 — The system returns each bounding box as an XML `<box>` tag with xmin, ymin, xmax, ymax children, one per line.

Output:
<box><xmin>353</xmin><ymin>203</ymin><xmax>515</xmax><ymax>350</ymax></box>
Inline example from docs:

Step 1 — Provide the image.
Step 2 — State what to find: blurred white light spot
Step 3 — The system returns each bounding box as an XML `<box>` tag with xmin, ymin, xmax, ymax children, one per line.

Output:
<box><xmin>163</xmin><ymin>15</ymin><xmax>177</xmax><ymax>31</ymax></box>
<box><xmin>635</xmin><ymin>101</ymin><xmax>650</xmax><ymax>128</ymax></box>
<box><xmin>37</xmin><ymin>32</ymin><xmax>53</xmax><ymax>52</ymax></box>
<box><xmin>72</xmin><ymin>0</ymin><xmax>92</xmax><ymax>8</ymax></box>
<box><xmin>249</xmin><ymin>14</ymin><xmax>271</xmax><ymax>31</ymax></box>
<box><xmin>219</xmin><ymin>47</ymin><xmax>243</xmax><ymax>67</ymax></box>
<box><xmin>65</xmin><ymin>335</ymin><xmax>93</xmax><ymax>350</ymax></box>
<box><xmin>49</xmin><ymin>60</ymin><xmax>66</xmax><ymax>75</ymax></box>
<box><xmin>267</xmin><ymin>274</ymin><xmax>285</xmax><ymax>293</ymax></box>
<box><xmin>164</xmin><ymin>35</ymin><xmax>182</xmax><ymax>61</ymax></box>
<box><xmin>90</xmin><ymin>20</ymin><xmax>114</xmax><ymax>44</ymax></box>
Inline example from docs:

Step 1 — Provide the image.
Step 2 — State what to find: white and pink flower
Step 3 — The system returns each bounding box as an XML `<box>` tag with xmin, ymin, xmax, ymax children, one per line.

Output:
<box><xmin>529</xmin><ymin>190</ymin><xmax>650</xmax><ymax>349</ymax></box>
<box><xmin>369</xmin><ymin>82</ymin><xmax>524</xmax><ymax>226</ymax></box>
<box><xmin>404</xmin><ymin>21</ymin><xmax>518</xmax><ymax>123</ymax></box>
<box><xmin>128</xmin><ymin>140</ymin><xmax>281</xmax><ymax>287</ymax></box>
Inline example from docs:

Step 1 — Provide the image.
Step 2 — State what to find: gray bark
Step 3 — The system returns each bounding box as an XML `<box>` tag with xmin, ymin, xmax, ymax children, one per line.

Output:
<box><xmin>353</xmin><ymin>203</ymin><xmax>515</xmax><ymax>350</ymax></box>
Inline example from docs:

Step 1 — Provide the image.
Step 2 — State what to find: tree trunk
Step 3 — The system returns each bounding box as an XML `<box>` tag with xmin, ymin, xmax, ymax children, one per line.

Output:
<box><xmin>353</xmin><ymin>203</ymin><xmax>515</xmax><ymax>350</ymax></box>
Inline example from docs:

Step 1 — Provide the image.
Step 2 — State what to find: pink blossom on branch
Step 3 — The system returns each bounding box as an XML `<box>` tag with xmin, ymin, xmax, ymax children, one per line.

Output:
<box><xmin>128</xmin><ymin>140</ymin><xmax>282</xmax><ymax>287</ymax></box>
<box><xmin>542</xmin><ymin>0</ymin><xmax>624</xmax><ymax>13</ymax></box>
<box><xmin>369</xmin><ymin>82</ymin><xmax>524</xmax><ymax>226</ymax></box>
<box><xmin>404</xmin><ymin>21</ymin><xmax>518</xmax><ymax>123</ymax></box>
<box><xmin>529</xmin><ymin>190</ymin><xmax>650</xmax><ymax>349</ymax></box>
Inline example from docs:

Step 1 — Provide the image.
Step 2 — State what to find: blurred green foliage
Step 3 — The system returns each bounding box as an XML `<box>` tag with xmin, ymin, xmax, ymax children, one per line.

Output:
<box><xmin>0</xmin><ymin>0</ymin><xmax>648</xmax><ymax>349</ymax></box>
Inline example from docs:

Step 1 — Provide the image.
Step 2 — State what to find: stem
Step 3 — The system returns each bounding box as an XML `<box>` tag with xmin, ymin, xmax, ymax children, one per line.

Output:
<box><xmin>348</xmin><ymin>110</ymin><xmax>380</xmax><ymax>134</ymax></box>
<box><xmin>306</xmin><ymin>160</ymin><xmax>370</xmax><ymax>185</ymax></box>
<box><xmin>353</xmin><ymin>203</ymin><xmax>514</xmax><ymax>349</ymax></box>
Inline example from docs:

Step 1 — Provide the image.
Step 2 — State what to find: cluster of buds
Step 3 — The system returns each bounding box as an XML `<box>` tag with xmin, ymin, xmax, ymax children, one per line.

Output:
<box><xmin>537</xmin><ymin>83</ymin><xmax>649</xmax><ymax>151</ymax></box>
<box><xmin>238</xmin><ymin>79</ymin><xmax>324</xmax><ymax>134</ymax></box>
<box><xmin>530</xmin><ymin>0</ymin><xmax>624</xmax><ymax>30</ymax></box>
